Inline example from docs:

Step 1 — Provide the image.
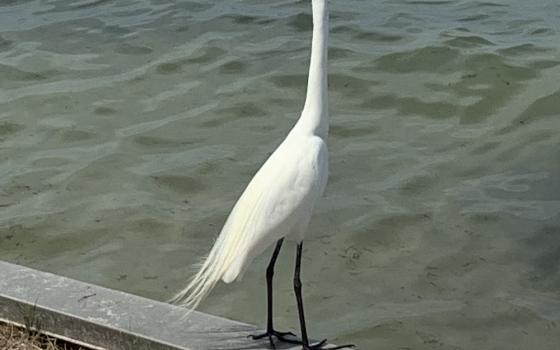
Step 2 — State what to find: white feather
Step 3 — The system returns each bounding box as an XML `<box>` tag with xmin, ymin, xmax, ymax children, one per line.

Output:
<box><xmin>170</xmin><ymin>131</ymin><xmax>328</xmax><ymax>309</ymax></box>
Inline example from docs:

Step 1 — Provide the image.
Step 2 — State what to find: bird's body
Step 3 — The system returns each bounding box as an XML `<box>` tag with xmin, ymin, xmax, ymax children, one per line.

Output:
<box><xmin>172</xmin><ymin>1</ymin><xmax>350</xmax><ymax>349</ymax></box>
<box><xmin>171</xmin><ymin>104</ymin><xmax>329</xmax><ymax>310</ymax></box>
<box><xmin>221</xmin><ymin>131</ymin><xmax>328</xmax><ymax>283</ymax></box>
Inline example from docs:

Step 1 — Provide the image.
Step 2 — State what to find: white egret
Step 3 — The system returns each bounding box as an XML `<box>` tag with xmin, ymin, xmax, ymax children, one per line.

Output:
<box><xmin>172</xmin><ymin>1</ymin><xmax>352</xmax><ymax>349</ymax></box>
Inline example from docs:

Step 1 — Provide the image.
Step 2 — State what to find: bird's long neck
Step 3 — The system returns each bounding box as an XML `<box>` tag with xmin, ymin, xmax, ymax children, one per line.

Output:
<box><xmin>298</xmin><ymin>0</ymin><xmax>329</xmax><ymax>139</ymax></box>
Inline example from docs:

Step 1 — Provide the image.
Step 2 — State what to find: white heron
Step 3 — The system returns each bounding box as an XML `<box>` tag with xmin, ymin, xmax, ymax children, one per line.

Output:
<box><xmin>172</xmin><ymin>1</ymin><xmax>352</xmax><ymax>349</ymax></box>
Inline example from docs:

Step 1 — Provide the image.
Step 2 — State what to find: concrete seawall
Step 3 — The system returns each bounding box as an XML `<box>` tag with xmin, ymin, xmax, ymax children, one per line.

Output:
<box><xmin>0</xmin><ymin>260</ymin><xmax>304</xmax><ymax>349</ymax></box>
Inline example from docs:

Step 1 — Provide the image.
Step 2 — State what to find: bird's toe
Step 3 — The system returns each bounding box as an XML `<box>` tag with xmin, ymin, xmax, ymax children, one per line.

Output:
<box><xmin>249</xmin><ymin>329</ymin><xmax>301</xmax><ymax>348</ymax></box>
<box><xmin>304</xmin><ymin>339</ymin><xmax>356</xmax><ymax>350</ymax></box>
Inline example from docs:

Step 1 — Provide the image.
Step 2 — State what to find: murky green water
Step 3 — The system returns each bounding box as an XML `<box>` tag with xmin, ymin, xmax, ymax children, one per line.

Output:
<box><xmin>1</xmin><ymin>0</ymin><xmax>560</xmax><ymax>348</ymax></box>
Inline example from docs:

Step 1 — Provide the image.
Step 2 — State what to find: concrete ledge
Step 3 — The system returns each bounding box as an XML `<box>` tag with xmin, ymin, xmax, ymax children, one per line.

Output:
<box><xmin>0</xmin><ymin>260</ymin><xmax>302</xmax><ymax>350</ymax></box>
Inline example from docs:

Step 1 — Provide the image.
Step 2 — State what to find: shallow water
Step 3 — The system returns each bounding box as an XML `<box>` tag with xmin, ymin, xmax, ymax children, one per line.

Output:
<box><xmin>1</xmin><ymin>0</ymin><xmax>560</xmax><ymax>348</ymax></box>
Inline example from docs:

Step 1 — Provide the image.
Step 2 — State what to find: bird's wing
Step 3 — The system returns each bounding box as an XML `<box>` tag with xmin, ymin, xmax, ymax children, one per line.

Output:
<box><xmin>169</xmin><ymin>136</ymin><xmax>327</xmax><ymax>308</ymax></box>
<box><xmin>220</xmin><ymin>135</ymin><xmax>328</xmax><ymax>282</ymax></box>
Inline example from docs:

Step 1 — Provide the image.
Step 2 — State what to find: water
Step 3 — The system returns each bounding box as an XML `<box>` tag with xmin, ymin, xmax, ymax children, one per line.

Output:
<box><xmin>1</xmin><ymin>0</ymin><xmax>559</xmax><ymax>348</ymax></box>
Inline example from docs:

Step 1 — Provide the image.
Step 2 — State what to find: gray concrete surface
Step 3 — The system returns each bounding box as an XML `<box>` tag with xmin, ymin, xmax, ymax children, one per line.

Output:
<box><xmin>0</xmin><ymin>260</ymin><xmax>307</xmax><ymax>350</ymax></box>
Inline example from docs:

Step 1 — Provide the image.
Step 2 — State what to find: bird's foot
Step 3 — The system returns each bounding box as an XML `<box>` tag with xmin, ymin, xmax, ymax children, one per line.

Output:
<box><xmin>249</xmin><ymin>329</ymin><xmax>300</xmax><ymax>349</ymax></box>
<box><xmin>303</xmin><ymin>339</ymin><xmax>356</xmax><ymax>350</ymax></box>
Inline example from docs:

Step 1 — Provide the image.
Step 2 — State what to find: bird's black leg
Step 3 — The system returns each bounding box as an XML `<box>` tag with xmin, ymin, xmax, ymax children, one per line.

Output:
<box><xmin>294</xmin><ymin>242</ymin><xmax>355</xmax><ymax>350</ymax></box>
<box><xmin>249</xmin><ymin>238</ymin><xmax>299</xmax><ymax>348</ymax></box>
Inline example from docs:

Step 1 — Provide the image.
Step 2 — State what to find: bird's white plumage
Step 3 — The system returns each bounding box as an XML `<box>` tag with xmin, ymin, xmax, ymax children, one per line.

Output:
<box><xmin>222</xmin><ymin>132</ymin><xmax>328</xmax><ymax>282</ymax></box>
<box><xmin>171</xmin><ymin>0</ymin><xmax>329</xmax><ymax>311</ymax></box>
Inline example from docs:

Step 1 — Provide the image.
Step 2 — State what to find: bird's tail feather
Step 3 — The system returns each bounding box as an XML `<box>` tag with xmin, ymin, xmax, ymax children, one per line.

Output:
<box><xmin>170</xmin><ymin>189</ymin><xmax>265</xmax><ymax>311</ymax></box>
<box><xmin>168</xmin><ymin>234</ymin><xmax>226</xmax><ymax>310</ymax></box>
<box><xmin>169</xmin><ymin>225</ymin><xmax>249</xmax><ymax>311</ymax></box>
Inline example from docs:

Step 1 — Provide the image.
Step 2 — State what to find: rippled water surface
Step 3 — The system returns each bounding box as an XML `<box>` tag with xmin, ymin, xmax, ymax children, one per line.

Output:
<box><xmin>1</xmin><ymin>0</ymin><xmax>560</xmax><ymax>348</ymax></box>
